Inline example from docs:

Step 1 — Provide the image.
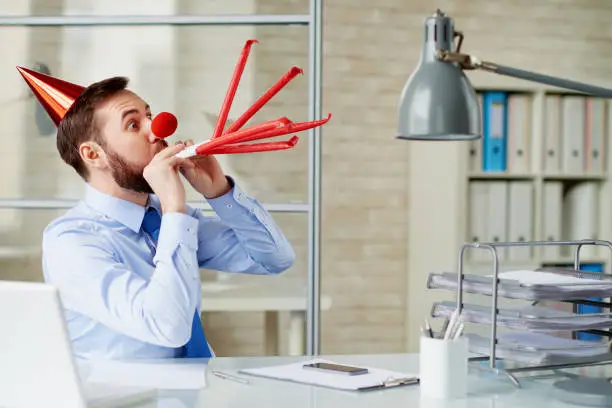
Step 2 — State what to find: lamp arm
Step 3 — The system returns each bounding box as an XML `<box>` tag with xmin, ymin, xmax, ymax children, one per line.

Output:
<box><xmin>438</xmin><ymin>50</ymin><xmax>612</xmax><ymax>98</ymax></box>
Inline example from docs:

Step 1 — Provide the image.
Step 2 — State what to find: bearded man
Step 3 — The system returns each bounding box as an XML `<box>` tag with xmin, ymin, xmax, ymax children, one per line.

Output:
<box><xmin>37</xmin><ymin>75</ymin><xmax>295</xmax><ymax>360</ymax></box>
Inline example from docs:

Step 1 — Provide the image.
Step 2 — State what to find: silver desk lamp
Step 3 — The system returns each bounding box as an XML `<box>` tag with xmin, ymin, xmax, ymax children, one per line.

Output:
<box><xmin>397</xmin><ymin>9</ymin><xmax>612</xmax><ymax>141</ymax></box>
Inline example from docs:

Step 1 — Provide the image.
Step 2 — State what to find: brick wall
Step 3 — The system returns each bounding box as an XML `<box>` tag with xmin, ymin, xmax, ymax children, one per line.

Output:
<box><xmin>2</xmin><ymin>0</ymin><xmax>612</xmax><ymax>356</ymax></box>
<box><xmin>216</xmin><ymin>0</ymin><xmax>612</xmax><ymax>355</ymax></box>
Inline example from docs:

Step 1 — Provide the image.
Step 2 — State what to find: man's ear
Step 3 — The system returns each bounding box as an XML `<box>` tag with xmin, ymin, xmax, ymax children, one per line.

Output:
<box><xmin>80</xmin><ymin>141</ymin><xmax>107</xmax><ymax>170</ymax></box>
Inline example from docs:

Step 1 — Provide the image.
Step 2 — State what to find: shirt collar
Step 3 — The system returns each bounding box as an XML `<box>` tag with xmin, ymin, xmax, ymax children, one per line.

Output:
<box><xmin>83</xmin><ymin>184</ymin><xmax>162</xmax><ymax>233</ymax></box>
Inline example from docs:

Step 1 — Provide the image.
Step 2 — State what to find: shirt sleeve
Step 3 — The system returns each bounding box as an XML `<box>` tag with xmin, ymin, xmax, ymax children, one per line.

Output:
<box><xmin>42</xmin><ymin>213</ymin><xmax>201</xmax><ymax>348</ymax></box>
<box><xmin>188</xmin><ymin>178</ymin><xmax>295</xmax><ymax>274</ymax></box>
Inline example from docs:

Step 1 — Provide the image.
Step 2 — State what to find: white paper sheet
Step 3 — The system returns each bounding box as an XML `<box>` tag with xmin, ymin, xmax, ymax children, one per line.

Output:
<box><xmin>432</xmin><ymin>300</ymin><xmax>612</xmax><ymax>332</ymax></box>
<box><xmin>80</xmin><ymin>359</ymin><xmax>208</xmax><ymax>390</ymax></box>
<box><xmin>498</xmin><ymin>332</ymin><xmax>607</xmax><ymax>353</ymax></box>
<box><xmin>494</xmin><ymin>270</ymin><xmax>605</xmax><ymax>286</ymax></box>
<box><xmin>239</xmin><ymin>359</ymin><xmax>418</xmax><ymax>391</ymax></box>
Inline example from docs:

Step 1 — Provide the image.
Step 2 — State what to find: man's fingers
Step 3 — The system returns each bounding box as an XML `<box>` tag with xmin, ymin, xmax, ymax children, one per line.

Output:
<box><xmin>155</xmin><ymin>142</ymin><xmax>186</xmax><ymax>159</ymax></box>
<box><xmin>175</xmin><ymin>139</ymin><xmax>194</xmax><ymax>146</ymax></box>
<box><xmin>181</xmin><ymin>159</ymin><xmax>196</xmax><ymax>169</ymax></box>
<box><xmin>166</xmin><ymin>155</ymin><xmax>195</xmax><ymax>170</ymax></box>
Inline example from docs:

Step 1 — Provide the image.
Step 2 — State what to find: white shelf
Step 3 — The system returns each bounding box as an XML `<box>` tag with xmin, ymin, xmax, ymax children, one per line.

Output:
<box><xmin>468</xmin><ymin>173</ymin><xmax>607</xmax><ymax>181</ymax></box>
<box><xmin>541</xmin><ymin>173</ymin><xmax>607</xmax><ymax>181</ymax></box>
<box><xmin>406</xmin><ymin>85</ymin><xmax>612</xmax><ymax>350</ymax></box>
<box><xmin>468</xmin><ymin>173</ymin><xmax>534</xmax><ymax>180</ymax></box>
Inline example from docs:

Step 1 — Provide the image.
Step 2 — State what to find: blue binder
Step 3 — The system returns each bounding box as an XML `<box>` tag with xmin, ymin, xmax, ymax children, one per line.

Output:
<box><xmin>481</xmin><ymin>92</ymin><xmax>508</xmax><ymax>172</ymax></box>
<box><xmin>577</xmin><ymin>263</ymin><xmax>604</xmax><ymax>341</ymax></box>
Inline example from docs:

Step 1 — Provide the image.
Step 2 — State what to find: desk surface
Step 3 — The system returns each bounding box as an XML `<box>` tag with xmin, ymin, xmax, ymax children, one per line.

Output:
<box><xmin>87</xmin><ymin>353</ymin><xmax>611</xmax><ymax>407</ymax></box>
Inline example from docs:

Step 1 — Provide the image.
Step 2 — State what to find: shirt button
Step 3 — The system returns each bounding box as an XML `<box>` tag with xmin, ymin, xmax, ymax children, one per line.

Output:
<box><xmin>227</xmin><ymin>204</ymin><xmax>233</xmax><ymax>209</ymax></box>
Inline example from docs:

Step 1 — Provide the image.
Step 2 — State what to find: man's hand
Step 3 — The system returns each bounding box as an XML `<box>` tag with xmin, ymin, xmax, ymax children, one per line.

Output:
<box><xmin>179</xmin><ymin>140</ymin><xmax>231</xmax><ymax>199</ymax></box>
<box><xmin>143</xmin><ymin>142</ymin><xmax>194</xmax><ymax>214</ymax></box>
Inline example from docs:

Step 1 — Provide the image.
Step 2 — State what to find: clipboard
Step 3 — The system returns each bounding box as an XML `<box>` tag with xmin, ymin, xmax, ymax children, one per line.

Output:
<box><xmin>238</xmin><ymin>359</ymin><xmax>420</xmax><ymax>392</ymax></box>
<box><xmin>354</xmin><ymin>376</ymin><xmax>420</xmax><ymax>391</ymax></box>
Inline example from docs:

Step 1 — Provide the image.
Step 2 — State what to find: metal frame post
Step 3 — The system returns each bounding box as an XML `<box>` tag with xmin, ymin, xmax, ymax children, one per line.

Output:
<box><xmin>0</xmin><ymin>14</ymin><xmax>310</xmax><ymax>26</ymax></box>
<box><xmin>306</xmin><ymin>0</ymin><xmax>323</xmax><ymax>356</ymax></box>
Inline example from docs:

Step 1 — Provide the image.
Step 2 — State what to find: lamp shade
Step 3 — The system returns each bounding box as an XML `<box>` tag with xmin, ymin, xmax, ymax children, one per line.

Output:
<box><xmin>397</xmin><ymin>10</ymin><xmax>481</xmax><ymax>141</ymax></box>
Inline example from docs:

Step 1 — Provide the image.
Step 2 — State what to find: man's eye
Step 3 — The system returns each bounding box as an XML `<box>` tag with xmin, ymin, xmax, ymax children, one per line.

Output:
<box><xmin>127</xmin><ymin>121</ymin><xmax>138</xmax><ymax>130</ymax></box>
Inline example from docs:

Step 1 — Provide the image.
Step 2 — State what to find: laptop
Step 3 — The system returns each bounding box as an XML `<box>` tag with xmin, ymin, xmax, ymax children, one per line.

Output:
<box><xmin>0</xmin><ymin>280</ymin><xmax>156</xmax><ymax>408</ymax></box>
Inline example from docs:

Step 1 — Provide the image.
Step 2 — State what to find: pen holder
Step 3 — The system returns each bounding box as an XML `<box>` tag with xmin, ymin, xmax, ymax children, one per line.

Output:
<box><xmin>419</xmin><ymin>335</ymin><xmax>469</xmax><ymax>399</ymax></box>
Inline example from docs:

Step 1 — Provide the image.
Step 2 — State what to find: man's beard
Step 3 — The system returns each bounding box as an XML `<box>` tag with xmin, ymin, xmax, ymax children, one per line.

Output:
<box><xmin>105</xmin><ymin>147</ymin><xmax>154</xmax><ymax>194</ymax></box>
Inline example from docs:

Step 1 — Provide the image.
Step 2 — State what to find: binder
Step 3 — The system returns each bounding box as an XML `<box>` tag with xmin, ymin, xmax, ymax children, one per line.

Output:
<box><xmin>543</xmin><ymin>95</ymin><xmax>562</xmax><ymax>173</ymax></box>
<box><xmin>482</xmin><ymin>91</ymin><xmax>508</xmax><ymax>172</ymax></box>
<box><xmin>541</xmin><ymin>182</ymin><xmax>563</xmax><ymax>260</ymax></box>
<box><xmin>486</xmin><ymin>181</ymin><xmax>508</xmax><ymax>259</ymax></box>
<box><xmin>507</xmin><ymin>182</ymin><xmax>533</xmax><ymax>261</ymax></box>
<box><xmin>507</xmin><ymin>94</ymin><xmax>532</xmax><ymax>173</ymax></box>
<box><xmin>561</xmin><ymin>96</ymin><xmax>586</xmax><ymax>174</ymax></box>
<box><xmin>469</xmin><ymin>93</ymin><xmax>484</xmax><ymax>172</ymax></box>
<box><xmin>468</xmin><ymin>182</ymin><xmax>489</xmax><ymax>261</ymax></box>
<box><xmin>562</xmin><ymin>182</ymin><xmax>599</xmax><ymax>259</ymax></box>
<box><xmin>468</xmin><ymin>140</ymin><xmax>482</xmax><ymax>173</ymax></box>
<box><xmin>576</xmin><ymin>263</ymin><xmax>604</xmax><ymax>341</ymax></box>
<box><xmin>239</xmin><ymin>359</ymin><xmax>419</xmax><ymax>391</ymax></box>
<box><xmin>584</xmin><ymin>98</ymin><xmax>606</xmax><ymax>174</ymax></box>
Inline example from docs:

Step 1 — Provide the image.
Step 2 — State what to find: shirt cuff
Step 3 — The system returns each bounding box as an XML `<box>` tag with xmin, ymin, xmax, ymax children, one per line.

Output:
<box><xmin>156</xmin><ymin>212</ymin><xmax>199</xmax><ymax>253</ymax></box>
<box><xmin>205</xmin><ymin>176</ymin><xmax>255</xmax><ymax>219</ymax></box>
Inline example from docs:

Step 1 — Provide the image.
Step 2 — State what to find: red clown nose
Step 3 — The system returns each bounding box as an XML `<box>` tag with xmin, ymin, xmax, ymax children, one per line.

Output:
<box><xmin>151</xmin><ymin>112</ymin><xmax>178</xmax><ymax>139</ymax></box>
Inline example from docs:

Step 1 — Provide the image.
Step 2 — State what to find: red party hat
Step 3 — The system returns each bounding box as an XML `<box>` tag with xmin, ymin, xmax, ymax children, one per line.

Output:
<box><xmin>16</xmin><ymin>66</ymin><xmax>85</xmax><ymax>126</ymax></box>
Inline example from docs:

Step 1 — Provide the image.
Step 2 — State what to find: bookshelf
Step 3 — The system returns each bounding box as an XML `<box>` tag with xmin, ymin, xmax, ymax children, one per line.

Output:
<box><xmin>466</xmin><ymin>87</ymin><xmax>611</xmax><ymax>270</ymax></box>
<box><xmin>405</xmin><ymin>81</ymin><xmax>612</xmax><ymax>350</ymax></box>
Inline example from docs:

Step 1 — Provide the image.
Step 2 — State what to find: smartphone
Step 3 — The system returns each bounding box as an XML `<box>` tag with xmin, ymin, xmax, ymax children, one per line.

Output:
<box><xmin>302</xmin><ymin>362</ymin><xmax>369</xmax><ymax>376</ymax></box>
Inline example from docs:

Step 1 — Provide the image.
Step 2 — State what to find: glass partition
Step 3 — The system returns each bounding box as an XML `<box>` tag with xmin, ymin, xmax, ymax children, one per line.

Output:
<box><xmin>0</xmin><ymin>24</ymin><xmax>309</xmax><ymax>205</ymax></box>
<box><xmin>0</xmin><ymin>5</ymin><xmax>320</xmax><ymax>356</ymax></box>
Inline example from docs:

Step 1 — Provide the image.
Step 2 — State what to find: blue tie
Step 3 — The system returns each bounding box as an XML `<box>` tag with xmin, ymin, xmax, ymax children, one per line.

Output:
<box><xmin>142</xmin><ymin>207</ymin><xmax>212</xmax><ymax>358</ymax></box>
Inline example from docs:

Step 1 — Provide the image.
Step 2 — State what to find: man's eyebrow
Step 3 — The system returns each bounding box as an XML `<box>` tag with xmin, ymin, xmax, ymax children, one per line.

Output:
<box><xmin>121</xmin><ymin>104</ymin><xmax>150</xmax><ymax>121</ymax></box>
<box><xmin>121</xmin><ymin>109</ymin><xmax>139</xmax><ymax>121</ymax></box>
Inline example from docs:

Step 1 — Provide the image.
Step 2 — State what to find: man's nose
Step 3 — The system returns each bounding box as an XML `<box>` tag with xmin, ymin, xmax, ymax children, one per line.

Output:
<box><xmin>144</xmin><ymin>119</ymin><xmax>158</xmax><ymax>143</ymax></box>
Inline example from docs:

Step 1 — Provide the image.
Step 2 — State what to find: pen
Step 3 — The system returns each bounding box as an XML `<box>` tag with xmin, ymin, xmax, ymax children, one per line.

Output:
<box><xmin>452</xmin><ymin>323</ymin><xmax>464</xmax><ymax>340</ymax></box>
<box><xmin>211</xmin><ymin>370</ymin><xmax>251</xmax><ymax>385</ymax></box>
<box><xmin>444</xmin><ymin>311</ymin><xmax>459</xmax><ymax>340</ymax></box>
<box><xmin>424</xmin><ymin>319</ymin><xmax>434</xmax><ymax>338</ymax></box>
<box><xmin>420</xmin><ymin>322</ymin><xmax>433</xmax><ymax>338</ymax></box>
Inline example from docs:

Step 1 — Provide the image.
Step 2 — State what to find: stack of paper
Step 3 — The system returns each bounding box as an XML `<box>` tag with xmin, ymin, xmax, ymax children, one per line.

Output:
<box><xmin>431</xmin><ymin>301</ymin><xmax>612</xmax><ymax>332</ymax></box>
<box><xmin>492</xmin><ymin>269</ymin><xmax>610</xmax><ymax>286</ymax></box>
<box><xmin>239</xmin><ymin>359</ymin><xmax>418</xmax><ymax>391</ymax></box>
<box><xmin>467</xmin><ymin>331</ymin><xmax>611</xmax><ymax>365</ymax></box>
<box><xmin>427</xmin><ymin>269</ymin><xmax>612</xmax><ymax>300</ymax></box>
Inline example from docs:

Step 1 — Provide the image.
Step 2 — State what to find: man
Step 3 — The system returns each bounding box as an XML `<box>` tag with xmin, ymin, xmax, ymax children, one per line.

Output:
<box><xmin>26</xmin><ymin>71</ymin><xmax>295</xmax><ymax>360</ymax></box>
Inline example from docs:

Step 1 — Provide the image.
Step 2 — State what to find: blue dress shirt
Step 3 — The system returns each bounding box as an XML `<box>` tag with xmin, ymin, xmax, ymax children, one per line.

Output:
<box><xmin>41</xmin><ymin>178</ymin><xmax>295</xmax><ymax>360</ymax></box>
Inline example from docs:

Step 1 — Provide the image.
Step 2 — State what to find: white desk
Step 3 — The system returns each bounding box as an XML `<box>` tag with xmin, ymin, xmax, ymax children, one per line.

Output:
<box><xmin>201</xmin><ymin>277</ymin><xmax>332</xmax><ymax>356</ymax></box>
<box><xmin>84</xmin><ymin>353</ymin><xmax>609</xmax><ymax>407</ymax></box>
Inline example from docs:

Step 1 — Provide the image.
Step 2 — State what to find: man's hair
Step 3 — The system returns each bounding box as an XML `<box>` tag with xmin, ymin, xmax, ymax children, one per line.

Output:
<box><xmin>56</xmin><ymin>77</ymin><xmax>129</xmax><ymax>180</ymax></box>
